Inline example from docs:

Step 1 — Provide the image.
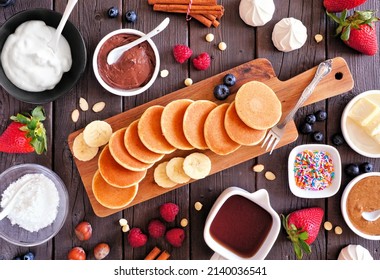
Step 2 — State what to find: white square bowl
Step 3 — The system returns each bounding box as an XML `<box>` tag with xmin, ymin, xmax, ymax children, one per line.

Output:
<box><xmin>288</xmin><ymin>144</ymin><xmax>342</xmax><ymax>198</ymax></box>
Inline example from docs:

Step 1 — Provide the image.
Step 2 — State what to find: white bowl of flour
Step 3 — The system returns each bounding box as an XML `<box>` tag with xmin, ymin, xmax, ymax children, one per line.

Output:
<box><xmin>0</xmin><ymin>164</ymin><xmax>69</xmax><ymax>247</ymax></box>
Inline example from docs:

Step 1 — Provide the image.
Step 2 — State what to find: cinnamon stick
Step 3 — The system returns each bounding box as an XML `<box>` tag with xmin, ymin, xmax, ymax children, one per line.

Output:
<box><xmin>153</xmin><ymin>4</ymin><xmax>224</xmax><ymax>17</ymax></box>
<box><xmin>156</xmin><ymin>250</ymin><xmax>171</xmax><ymax>260</ymax></box>
<box><xmin>190</xmin><ymin>14</ymin><xmax>212</xmax><ymax>27</ymax></box>
<box><xmin>148</xmin><ymin>0</ymin><xmax>217</xmax><ymax>5</ymax></box>
<box><xmin>144</xmin><ymin>247</ymin><xmax>161</xmax><ymax>260</ymax></box>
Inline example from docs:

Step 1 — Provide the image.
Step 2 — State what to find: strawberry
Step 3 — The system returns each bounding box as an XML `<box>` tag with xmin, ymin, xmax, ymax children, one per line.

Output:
<box><xmin>281</xmin><ymin>207</ymin><xmax>324</xmax><ymax>260</ymax></box>
<box><xmin>328</xmin><ymin>10</ymin><xmax>379</xmax><ymax>55</ymax></box>
<box><xmin>0</xmin><ymin>106</ymin><xmax>47</xmax><ymax>154</ymax></box>
<box><xmin>192</xmin><ymin>52</ymin><xmax>211</xmax><ymax>71</ymax></box>
<box><xmin>173</xmin><ymin>44</ymin><xmax>193</xmax><ymax>64</ymax></box>
<box><xmin>323</xmin><ymin>0</ymin><xmax>367</xmax><ymax>13</ymax></box>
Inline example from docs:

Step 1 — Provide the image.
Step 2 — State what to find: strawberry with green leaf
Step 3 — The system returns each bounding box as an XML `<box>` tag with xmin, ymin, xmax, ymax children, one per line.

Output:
<box><xmin>323</xmin><ymin>0</ymin><xmax>367</xmax><ymax>13</ymax></box>
<box><xmin>281</xmin><ymin>207</ymin><xmax>324</xmax><ymax>260</ymax></box>
<box><xmin>0</xmin><ymin>106</ymin><xmax>47</xmax><ymax>154</ymax></box>
<box><xmin>328</xmin><ymin>10</ymin><xmax>379</xmax><ymax>56</ymax></box>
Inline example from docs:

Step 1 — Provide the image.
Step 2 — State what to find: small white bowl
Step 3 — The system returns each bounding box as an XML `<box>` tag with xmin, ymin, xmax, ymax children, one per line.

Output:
<box><xmin>288</xmin><ymin>144</ymin><xmax>341</xmax><ymax>198</ymax></box>
<box><xmin>341</xmin><ymin>90</ymin><xmax>380</xmax><ymax>158</ymax></box>
<box><xmin>93</xmin><ymin>28</ymin><xmax>160</xmax><ymax>97</ymax></box>
<box><xmin>203</xmin><ymin>187</ymin><xmax>280</xmax><ymax>260</ymax></box>
<box><xmin>341</xmin><ymin>172</ymin><xmax>380</xmax><ymax>240</ymax></box>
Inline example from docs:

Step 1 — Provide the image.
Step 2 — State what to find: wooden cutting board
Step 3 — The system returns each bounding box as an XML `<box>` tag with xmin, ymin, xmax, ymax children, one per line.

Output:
<box><xmin>68</xmin><ymin>57</ymin><xmax>354</xmax><ymax>217</ymax></box>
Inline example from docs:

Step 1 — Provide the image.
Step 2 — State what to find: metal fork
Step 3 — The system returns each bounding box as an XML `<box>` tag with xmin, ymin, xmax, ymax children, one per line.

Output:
<box><xmin>261</xmin><ymin>59</ymin><xmax>333</xmax><ymax>154</ymax></box>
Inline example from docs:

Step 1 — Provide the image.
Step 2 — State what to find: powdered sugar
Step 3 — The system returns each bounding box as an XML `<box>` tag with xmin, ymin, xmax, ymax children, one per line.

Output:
<box><xmin>0</xmin><ymin>173</ymin><xmax>59</xmax><ymax>232</ymax></box>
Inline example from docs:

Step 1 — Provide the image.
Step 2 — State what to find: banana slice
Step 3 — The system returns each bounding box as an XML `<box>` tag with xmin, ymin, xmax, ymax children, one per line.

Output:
<box><xmin>83</xmin><ymin>120</ymin><xmax>113</xmax><ymax>148</ymax></box>
<box><xmin>183</xmin><ymin>152</ymin><xmax>212</xmax><ymax>179</ymax></box>
<box><xmin>153</xmin><ymin>161</ymin><xmax>178</xmax><ymax>189</ymax></box>
<box><xmin>72</xmin><ymin>132</ymin><xmax>99</xmax><ymax>161</ymax></box>
<box><xmin>166</xmin><ymin>157</ymin><xmax>191</xmax><ymax>184</ymax></box>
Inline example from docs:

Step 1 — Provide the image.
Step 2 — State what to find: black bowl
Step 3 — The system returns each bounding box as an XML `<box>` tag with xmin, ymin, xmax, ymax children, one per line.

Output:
<box><xmin>0</xmin><ymin>8</ymin><xmax>87</xmax><ymax>104</ymax></box>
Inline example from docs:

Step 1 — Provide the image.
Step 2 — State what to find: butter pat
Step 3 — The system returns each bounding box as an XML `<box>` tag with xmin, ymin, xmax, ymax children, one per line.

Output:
<box><xmin>348</xmin><ymin>97</ymin><xmax>380</xmax><ymax>126</ymax></box>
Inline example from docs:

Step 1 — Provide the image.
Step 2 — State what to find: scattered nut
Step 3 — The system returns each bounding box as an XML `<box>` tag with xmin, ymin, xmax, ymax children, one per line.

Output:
<box><xmin>253</xmin><ymin>164</ymin><xmax>265</xmax><ymax>173</ymax></box>
<box><xmin>93</xmin><ymin>243</ymin><xmax>110</xmax><ymax>260</ymax></box>
<box><xmin>314</xmin><ymin>34</ymin><xmax>323</xmax><ymax>43</ymax></box>
<box><xmin>324</xmin><ymin>221</ymin><xmax>333</xmax><ymax>231</ymax></box>
<box><xmin>334</xmin><ymin>226</ymin><xmax>343</xmax><ymax>235</ymax></box>
<box><xmin>194</xmin><ymin>201</ymin><xmax>203</xmax><ymax>211</ymax></box>
<box><xmin>74</xmin><ymin>221</ymin><xmax>92</xmax><ymax>241</ymax></box>
<box><xmin>205</xmin><ymin>33</ymin><xmax>214</xmax><ymax>42</ymax></box>
<box><xmin>119</xmin><ymin>218</ymin><xmax>128</xmax><ymax>227</ymax></box>
<box><xmin>68</xmin><ymin>246</ymin><xmax>86</xmax><ymax>260</ymax></box>
<box><xmin>160</xmin><ymin>69</ymin><xmax>169</xmax><ymax>78</ymax></box>
<box><xmin>92</xmin><ymin>101</ymin><xmax>106</xmax><ymax>113</ymax></box>
<box><xmin>218</xmin><ymin>42</ymin><xmax>227</xmax><ymax>51</ymax></box>
<box><xmin>184</xmin><ymin>78</ymin><xmax>193</xmax><ymax>86</ymax></box>
<box><xmin>265</xmin><ymin>171</ymin><xmax>276</xmax><ymax>181</ymax></box>
<box><xmin>180</xmin><ymin>218</ymin><xmax>188</xmax><ymax>228</ymax></box>
<box><xmin>79</xmin><ymin>97</ymin><xmax>89</xmax><ymax>111</ymax></box>
<box><xmin>122</xmin><ymin>224</ymin><xmax>130</xmax><ymax>233</ymax></box>
<box><xmin>71</xmin><ymin>109</ymin><xmax>80</xmax><ymax>123</ymax></box>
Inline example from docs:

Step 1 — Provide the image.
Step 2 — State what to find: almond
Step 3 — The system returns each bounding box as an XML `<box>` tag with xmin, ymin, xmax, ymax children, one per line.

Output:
<box><xmin>92</xmin><ymin>101</ymin><xmax>106</xmax><ymax>113</ymax></box>
<box><xmin>79</xmin><ymin>97</ymin><xmax>89</xmax><ymax>111</ymax></box>
<box><xmin>71</xmin><ymin>109</ymin><xmax>80</xmax><ymax>123</ymax></box>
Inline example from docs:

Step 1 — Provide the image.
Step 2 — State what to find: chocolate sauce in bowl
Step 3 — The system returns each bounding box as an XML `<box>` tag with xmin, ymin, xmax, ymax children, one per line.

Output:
<box><xmin>210</xmin><ymin>195</ymin><xmax>273</xmax><ymax>258</ymax></box>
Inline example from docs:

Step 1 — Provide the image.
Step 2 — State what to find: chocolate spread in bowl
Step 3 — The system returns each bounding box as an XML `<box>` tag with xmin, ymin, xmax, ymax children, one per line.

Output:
<box><xmin>97</xmin><ymin>34</ymin><xmax>156</xmax><ymax>90</ymax></box>
<box><xmin>347</xmin><ymin>176</ymin><xmax>380</xmax><ymax>236</ymax></box>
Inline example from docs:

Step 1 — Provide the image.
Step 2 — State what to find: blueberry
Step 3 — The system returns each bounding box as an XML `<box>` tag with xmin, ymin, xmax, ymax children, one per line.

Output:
<box><xmin>360</xmin><ymin>162</ymin><xmax>373</xmax><ymax>173</ymax></box>
<box><xmin>125</xmin><ymin>10</ymin><xmax>137</xmax><ymax>23</ymax></box>
<box><xmin>223</xmin><ymin>74</ymin><xmax>236</xmax><ymax>87</ymax></box>
<box><xmin>312</xmin><ymin>131</ymin><xmax>324</xmax><ymax>142</ymax></box>
<box><xmin>332</xmin><ymin>133</ymin><xmax>345</xmax><ymax>146</ymax></box>
<box><xmin>299</xmin><ymin>122</ymin><xmax>313</xmax><ymax>134</ymax></box>
<box><xmin>305</xmin><ymin>114</ymin><xmax>316</xmax><ymax>125</ymax></box>
<box><xmin>213</xmin><ymin>84</ymin><xmax>230</xmax><ymax>100</ymax></box>
<box><xmin>23</xmin><ymin>252</ymin><xmax>35</xmax><ymax>260</ymax></box>
<box><xmin>315</xmin><ymin>110</ymin><xmax>327</xmax><ymax>121</ymax></box>
<box><xmin>345</xmin><ymin>163</ymin><xmax>360</xmax><ymax>177</ymax></box>
<box><xmin>107</xmin><ymin>7</ymin><xmax>119</xmax><ymax>18</ymax></box>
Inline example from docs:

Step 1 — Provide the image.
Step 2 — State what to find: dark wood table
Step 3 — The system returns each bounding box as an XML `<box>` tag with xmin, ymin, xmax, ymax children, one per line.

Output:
<box><xmin>1</xmin><ymin>0</ymin><xmax>379</xmax><ymax>260</ymax></box>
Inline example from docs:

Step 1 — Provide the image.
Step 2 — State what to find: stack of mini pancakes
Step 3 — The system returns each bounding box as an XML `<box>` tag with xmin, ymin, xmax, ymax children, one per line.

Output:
<box><xmin>91</xmin><ymin>81</ymin><xmax>282</xmax><ymax>209</ymax></box>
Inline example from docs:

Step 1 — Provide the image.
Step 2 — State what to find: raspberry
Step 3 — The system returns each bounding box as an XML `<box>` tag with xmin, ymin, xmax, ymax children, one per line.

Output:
<box><xmin>148</xmin><ymin>219</ymin><xmax>166</xmax><ymax>238</ymax></box>
<box><xmin>192</xmin><ymin>52</ymin><xmax>211</xmax><ymax>70</ymax></box>
<box><xmin>160</xmin><ymin>202</ymin><xmax>179</xmax><ymax>222</ymax></box>
<box><xmin>127</xmin><ymin>228</ymin><xmax>148</xmax><ymax>248</ymax></box>
<box><xmin>173</xmin><ymin>45</ymin><xmax>193</xmax><ymax>64</ymax></box>
<box><xmin>165</xmin><ymin>228</ymin><xmax>185</xmax><ymax>247</ymax></box>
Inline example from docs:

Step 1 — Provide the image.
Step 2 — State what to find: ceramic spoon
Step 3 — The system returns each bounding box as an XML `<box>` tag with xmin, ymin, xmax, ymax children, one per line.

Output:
<box><xmin>361</xmin><ymin>209</ymin><xmax>380</xmax><ymax>222</ymax></box>
<box><xmin>48</xmin><ymin>0</ymin><xmax>78</xmax><ymax>51</ymax></box>
<box><xmin>0</xmin><ymin>181</ymin><xmax>32</xmax><ymax>221</ymax></box>
<box><xmin>107</xmin><ymin>17</ymin><xmax>170</xmax><ymax>65</ymax></box>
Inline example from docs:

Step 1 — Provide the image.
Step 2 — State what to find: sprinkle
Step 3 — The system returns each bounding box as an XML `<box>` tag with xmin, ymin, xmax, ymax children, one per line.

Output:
<box><xmin>293</xmin><ymin>150</ymin><xmax>335</xmax><ymax>191</ymax></box>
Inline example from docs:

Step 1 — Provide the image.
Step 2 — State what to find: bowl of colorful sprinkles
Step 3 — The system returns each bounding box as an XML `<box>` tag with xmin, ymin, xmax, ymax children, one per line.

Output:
<box><xmin>288</xmin><ymin>144</ymin><xmax>342</xmax><ymax>198</ymax></box>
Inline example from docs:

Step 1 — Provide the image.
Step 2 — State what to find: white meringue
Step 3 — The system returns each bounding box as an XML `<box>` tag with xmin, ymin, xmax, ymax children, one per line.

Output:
<box><xmin>272</xmin><ymin>17</ymin><xmax>307</xmax><ymax>52</ymax></box>
<box><xmin>338</xmin><ymin>245</ymin><xmax>373</xmax><ymax>260</ymax></box>
<box><xmin>239</xmin><ymin>0</ymin><xmax>275</xmax><ymax>27</ymax></box>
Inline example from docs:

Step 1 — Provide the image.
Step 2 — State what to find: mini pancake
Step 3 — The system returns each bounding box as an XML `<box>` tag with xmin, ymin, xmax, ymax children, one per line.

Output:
<box><xmin>92</xmin><ymin>170</ymin><xmax>138</xmax><ymax>209</ymax></box>
<box><xmin>204</xmin><ymin>103</ymin><xmax>241</xmax><ymax>155</ymax></box>
<box><xmin>109</xmin><ymin>127</ymin><xmax>153</xmax><ymax>171</ymax></box>
<box><xmin>234</xmin><ymin>81</ymin><xmax>282</xmax><ymax>130</ymax></box>
<box><xmin>161</xmin><ymin>99</ymin><xmax>194</xmax><ymax>150</ymax></box>
<box><xmin>183</xmin><ymin>100</ymin><xmax>217</xmax><ymax>150</ymax></box>
<box><xmin>224</xmin><ymin>102</ymin><xmax>267</xmax><ymax>146</ymax></box>
<box><xmin>138</xmin><ymin>105</ymin><xmax>176</xmax><ymax>154</ymax></box>
<box><xmin>124</xmin><ymin>119</ymin><xmax>164</xmax><ymax>164</ymax></box>
<box><xmin>98</xmin><ymin>145</ymin><xmax>147</xmax><ymax>188</ymax></box>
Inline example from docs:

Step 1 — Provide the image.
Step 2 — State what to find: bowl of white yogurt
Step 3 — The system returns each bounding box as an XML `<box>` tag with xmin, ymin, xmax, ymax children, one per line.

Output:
<box><xmin>0</xmin><ymin>8</ymin><xmax>86</xmax><ymax>104</ymax></box>
<box><xmin>0</xmin><ymin>164</ymin><xmax>69</xmax><ymax>247</ymax></box>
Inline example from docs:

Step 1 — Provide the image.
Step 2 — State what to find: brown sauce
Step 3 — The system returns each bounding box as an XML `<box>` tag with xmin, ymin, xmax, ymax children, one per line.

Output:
<box><xmin>210</xmin><ymin>195</ymin><xmax>273</xmax><ymax>258</ymax></box>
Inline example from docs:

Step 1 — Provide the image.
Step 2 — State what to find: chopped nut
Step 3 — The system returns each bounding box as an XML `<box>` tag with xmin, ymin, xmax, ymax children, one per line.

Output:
<box><xmin>184</xmin><ymin>78</ymin><xmax>193</xmax><ymax>87</ymax></box>
<box><xmin>160</xmin><ymin>69</ymin><xmax>169</xmax><ymax>78</ymax></box>
<box><xmin>92</xmin><ymin>101</ymin><xmax>106</xmax><ymax>113</ymax></box>
<box><xmin>122</xmin><ymin>224</ymin><xmax>130</xmax><ymax>233</ymax></box>
<box><xmin>71</xmin><ymin>109</ymin><xmax>80</xmax><ymax>123</ymax></box>
<box><xmin>119</xmin><ymin>218</ymin><xmax>128</xmax><ymax>227</ymax></box>
<box><xmin>194</xmin><ymin>201</ymin><xmax>203</xmax><ymax>211</ymax></box>
<box><xmin>334</xmin><ymin>226</ymin><xmax>343</xmax><ymax>235</ymax></box>
<box><xmin>314</xmin><ymin>34</ymin><xmax>323</xmax><ymax>43</ymax></box>
<box><xmin>205</xmin><ymin>33</ymin><xmax>214</xmax><ymax>42</ymax></box>
<box><xmin>218</xmin><ymin>42</ymin><xmax>227</xmax><ymax>51</ymax></box>
<box><xmin>79</xmin><ymin>97</ymin><xmax>89</xmax><ymax>111</ymax></box>
<box><xmin>253</xmin><ymin>164</ymin><xmax>265</xmax><ymax>173</ymax></box>
<box><xmin>265</xmin><ymin>171</ymin><xmax>276</xmax><ymax>181</ymax></box>
<box><xmin>180</xmin><ymin>218</ymin><xmax>188</xmax><ymax>227</ymax></box>
<box><xmin>324</xmin><ymin>221</ymin><xmax>333</xmax><ymax>231</ymax></box>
